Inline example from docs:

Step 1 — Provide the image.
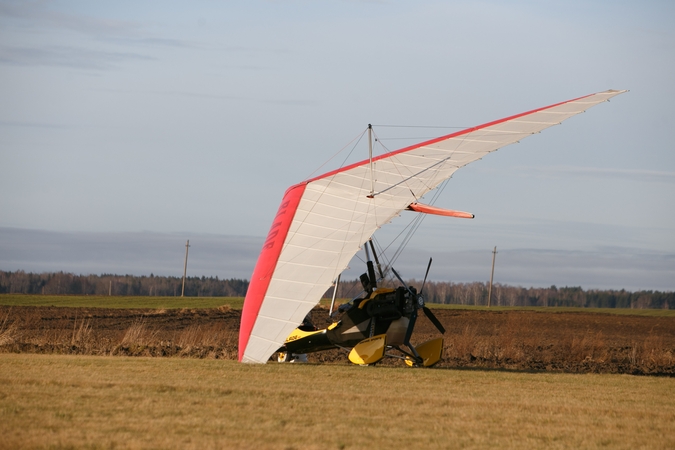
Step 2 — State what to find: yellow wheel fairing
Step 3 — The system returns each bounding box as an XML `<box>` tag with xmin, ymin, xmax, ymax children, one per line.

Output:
<box><xmin>348</xmin><ymin>334</ymin><xmax>387</xmax><ymax>365</ymax></box>
<box><xmin>405</xmin><ymin>338</ymin><xmax>444</xmax><ymax>367</ymax></box>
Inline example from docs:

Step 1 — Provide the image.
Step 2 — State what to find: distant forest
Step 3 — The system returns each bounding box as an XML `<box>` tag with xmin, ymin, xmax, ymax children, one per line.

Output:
<box><xmin>334</xmin><ymin>278</ymin><xmax>674</xmax><ymax>310</ymax></box>
<box><xmin>0</xmin><ymin>271</ymin><xmax>249</xmax><ymax>298</ymax></box>
<box><xmin>1</xmin><ymin>270</ymin><xmax>673</xmax><ymax>310</ymax></box>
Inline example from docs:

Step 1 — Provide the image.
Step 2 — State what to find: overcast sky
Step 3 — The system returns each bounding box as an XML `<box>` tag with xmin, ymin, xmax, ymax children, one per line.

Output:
<box><xmin>1</xmin><ymin>1</ymin><xmax>674</xmax><ymax>291</ymax></box>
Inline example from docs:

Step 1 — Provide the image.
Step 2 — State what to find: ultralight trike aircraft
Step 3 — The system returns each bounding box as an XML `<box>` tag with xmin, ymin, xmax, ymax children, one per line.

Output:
<box><xmin>238</xmin><ymin>90</ymin><xmax>626</xmax><ymax>366</ymax></box>
<box><xmin>279</xmin><ymin>244</ymin><xmax>448</xmax><ymax>367</ymax></box>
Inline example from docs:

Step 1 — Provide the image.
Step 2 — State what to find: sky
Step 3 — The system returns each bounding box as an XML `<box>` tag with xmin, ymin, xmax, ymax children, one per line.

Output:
<box><xmin>1</xmin><ymin>0</ymin><xmax>674</xmax><ymax>291</ymax></box>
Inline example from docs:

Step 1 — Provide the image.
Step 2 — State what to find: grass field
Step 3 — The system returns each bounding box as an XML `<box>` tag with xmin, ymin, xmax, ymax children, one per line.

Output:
<box><xmin>0</xmin><ymin>294</ymin><xmax>245</xmax><ymax>309</ymax></box>
<box><xmin>1</xmin><ymin>354</ymin><xmax>674</xmax><ymax>449</ymax></box>
<box><xmin>1</xmin><ymin>294</ymin><xmax>673</xmax><ymax>317</ymax></box>
<box><xmin>428</xmin><ymin>303</ymin><xmax>675</xmax><ymax>317</ymax></box>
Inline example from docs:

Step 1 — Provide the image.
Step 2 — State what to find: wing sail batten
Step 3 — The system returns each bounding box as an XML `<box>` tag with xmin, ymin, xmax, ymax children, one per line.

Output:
<box><xmin>239</xmin><ymin>90</ymin><xmax>626</xmax><ymax>363</ymax></box>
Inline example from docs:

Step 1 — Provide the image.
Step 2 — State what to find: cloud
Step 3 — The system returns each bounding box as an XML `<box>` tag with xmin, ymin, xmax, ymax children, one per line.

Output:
<box><xmin>90</xmin><ymin>87</ymin><xmax>318</xmax><ymax>105</ymax></box>
<box><xmin>102</xmin><ymin>37</ymin><xmax>194</xmax><ymax>49</ymax></box>
<box><xmin>508</xmin><ymin>165</ymin><xmax>675</xmax><ymax>183</ymax></box>
<box><xmin>1</xmin><ymin>228</ymin><xmax>673</xmax><ymax>291</ymax></box>
<box><xmin>0</xmin><ymin>3</ymin><xmax>280</xmax><ymax>53</ymax></box>
<box><xmin>0</xmin><ymin>44</ymin><xmax>155</xmax><ymax>70</ymax></box>
<box><xmin>0</xmin><ymin>2</ymin><xmax>140</xmax><ymax>38</ymax></box>
<box><xmin>0</xmin><ymin>228</ymin><xmax>262</xmax><ymax>279</ymax></box>
<box><xmin>340</xmin><ymin>245</ymin><xmax>675</xmax><ymax>292</ymax></box>
<box><xmin>263</xmin><ymin>99</ymin><xmax>321</xmax><ymax>106</ymax></box>
<box><xmin>0</xmin><ymin>2</ymin><xmax>187</xmax><ymax>70</ymax></box>
<box><xmin>91</xmin><ymin>87</ymin><xmax>245</xmax><ymax>101</ymax></box>
<box><xmin>0</xmin><ymin>120</ymin><xmax>68</xmax><ymax>129</ymax></box>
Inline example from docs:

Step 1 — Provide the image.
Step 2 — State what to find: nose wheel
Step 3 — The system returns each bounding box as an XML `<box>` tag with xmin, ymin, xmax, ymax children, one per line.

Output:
<box><xmin>277</xmin><ymin>351</ymin><xmax>307</xmax><ymax>363</ymax></box>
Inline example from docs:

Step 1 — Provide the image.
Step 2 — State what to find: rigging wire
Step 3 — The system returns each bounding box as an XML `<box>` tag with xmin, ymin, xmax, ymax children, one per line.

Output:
<box><xmin>370</xmin><ymin>128</ymin><xmax>390</xmax><ymax>154</ymax></box>
<box><xmin>368</xmin><ymin>126</ymin><xmax>457</xmax><ymax>273</ymax></box>
<box><xmin>380</xmin><ymin>120</ymin><xmax>486</xmax><ymax>271</ymax></box>
<box><xmin>370</xmin><ymin>237</ymin><xmax>394</xmax><ymax>284</ymax></box>
<box><xmin>306</xmin><ymin>124</ymin><xmax>456</xmax><ymax>285</ymax></box>
<box><xmin>305</xmin><ymin>128</ymin><xmax>368</xmax><ymax>180</ymax></box>
<box><xmin>377</xmin><ymin>176</ymin><xmax>452</xmax><ymax>273</ymax></box>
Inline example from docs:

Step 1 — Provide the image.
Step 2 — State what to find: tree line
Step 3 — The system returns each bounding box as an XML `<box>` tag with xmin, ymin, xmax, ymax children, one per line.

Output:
<box><xmin>331</xmin><ymin>279</ymin><xmax>674</xmax><ymax>310</ymax></box>
<box><xmin>421</xmin><ymin>281</ymin><xmax>673</xmax><ymax>309</ymax></box>
<box><xmin>0</xmin><ymin>271</ymin><xmax>249</xmax><ymax>298</ymax></box>
<box><xmin>1</xmin><ymin>270</ymin><xmax>672</xmax><ymax>309</ymax></box>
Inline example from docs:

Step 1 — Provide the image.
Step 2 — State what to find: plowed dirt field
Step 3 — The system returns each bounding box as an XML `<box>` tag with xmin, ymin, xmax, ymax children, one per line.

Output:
<box><xmin>1</xmin><ymin>305</ymin><xmax>673</xmax><ymax>375</ymax></box>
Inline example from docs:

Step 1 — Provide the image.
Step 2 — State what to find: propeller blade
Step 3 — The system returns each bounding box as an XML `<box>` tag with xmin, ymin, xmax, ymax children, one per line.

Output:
<box><xmin>420</xmin><ymin>257</ymin><xmax>432</xmax><ymax>297</ymax></box>
<box><xmin>423</xmin><ymin>306</ymin><xmax>446</xmax><ymax>334</ymax></box>
<box><xmin>391</xmin><ymin>267</ymin><xmax>416</xmax><ymax>298</ymax></box>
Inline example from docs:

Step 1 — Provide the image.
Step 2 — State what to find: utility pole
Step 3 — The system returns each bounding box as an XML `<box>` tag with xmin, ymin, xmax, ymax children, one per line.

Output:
<box><xmin>181</xmin><ymin>240</ymin><xmax>190</xmax><ymax>297</ymax></box>
<box><xmin>488</xmin><ymin>246</ymin><xmax>497</xmax><ymax>307</ymax></box>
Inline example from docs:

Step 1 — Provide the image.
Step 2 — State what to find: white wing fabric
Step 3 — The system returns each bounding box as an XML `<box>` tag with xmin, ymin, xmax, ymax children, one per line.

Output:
<box><xmin>239</xmin><ymin>89</ymin><xmax>626</xmax><ymax>363</ymax></box>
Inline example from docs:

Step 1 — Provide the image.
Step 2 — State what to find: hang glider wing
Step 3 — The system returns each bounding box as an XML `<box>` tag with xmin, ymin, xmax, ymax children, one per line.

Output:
<box><xmin>239</xmin><ymin>89</ymin><xmax>626</xmax><ymax>363</ymax></box>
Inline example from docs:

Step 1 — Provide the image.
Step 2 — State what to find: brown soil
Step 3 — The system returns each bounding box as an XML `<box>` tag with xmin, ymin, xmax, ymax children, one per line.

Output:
<box><xmin>1</xmin><ymin>305</ymin><xmax>673</xmax><ymax>376</ymax></box>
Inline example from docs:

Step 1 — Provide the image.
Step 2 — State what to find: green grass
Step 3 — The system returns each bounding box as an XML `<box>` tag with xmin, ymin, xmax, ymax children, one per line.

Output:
<box><xmin>1</xmin><ymin>354</ymin><xmax>673</xmax><ymax>449</ymax></box>
<box><xmin>0</xmin><ymin>294</ymin><xmax>244</xmax><ymax>309</ymax></box>
<box><xmin>2</xmin><ymin>294</ymin><xmax>673</xmax><ymax>317</ymax></box>
<box><xmin>424</xmin><ymin>303</ymin><xmax>675</xmax><ymax>317</ymax></box>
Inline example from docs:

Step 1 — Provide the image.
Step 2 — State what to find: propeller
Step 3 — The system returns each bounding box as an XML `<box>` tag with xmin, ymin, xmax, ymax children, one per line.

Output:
<box><xmin>418</xmin><ymin>258</ymin><xmax>445</xmax><ymax>335</ymax></box>
<box><xmin>391</xmin><ymin>267</ymin><xmax>416</xmax><ymax>299</ymax></box>
<box><xmin>422</xmin><ymin>306</ymin><xmax>446</xmax><ymax>334</ymax></box>
<box><xmin>392</xmin><ymin>259</ymin><xmax>445</xmax><ymax>335</ymax></box>
<box><xmin>420</xmin><ymin>257</ymin><xmax>432</xmax><ymax>297</ymax></box>
<box><xmin>391</xmin><ymin>266</ymin><xmax>418</xmax><ymax>353</ymax></box>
